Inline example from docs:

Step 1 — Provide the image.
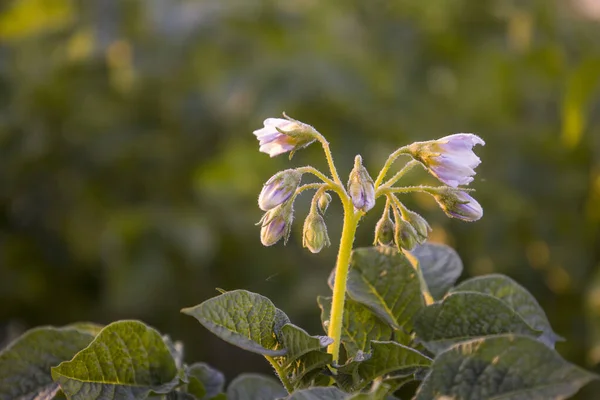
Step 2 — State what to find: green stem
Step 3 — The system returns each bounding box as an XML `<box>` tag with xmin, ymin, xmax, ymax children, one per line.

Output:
<box><xmin>327</xmin><ymin>200</ymin><xmax>360</xmax><ymax>364</ymax></box>
<box><xmin>373</xmin><ymin>146</ymin><xmax>410</xmax><ymax>188</ymax></box>
<box><xmin>316</xmin><ymin>135</ymin><xmax>345</xmax><ymax>190</ymax></box>
<box><xmin>265</xmin><ymin>355</ymin><xmax>294</xmax><ymax>393</ymax></box>
<box><xmin>377</xmin><ymin>159</ymin><xmax>420</xmax><ymax>194</ymax></box>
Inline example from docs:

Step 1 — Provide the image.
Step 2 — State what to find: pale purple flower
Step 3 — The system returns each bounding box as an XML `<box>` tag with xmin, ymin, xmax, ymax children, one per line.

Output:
<box><xmin>409</xmin><ymin>134</ymin><xmax>485</xmax><ymax>187</ymax></box>
<box><xmin>347</xmin><ymin>155</ymin><xmax>375</xmax><ymax>212</ymax></box>
<box><xmin>258</xmin><ymin>169</ymin><xmax>302</xmax><ymax>211</ymax></box>
<box><xmin>432</xmin><ymin>189</ymin><xmax>483</xmax><ymax>222</ymax></box>
<box><xmin>253</xmin><ymin>117</ymin><xmax>316</xmax><ymax>157</ymax></box>
<box><xmin>259</xmin><ymin>203</ymin><xmax>294</xmax><ymax>246</ymax></box>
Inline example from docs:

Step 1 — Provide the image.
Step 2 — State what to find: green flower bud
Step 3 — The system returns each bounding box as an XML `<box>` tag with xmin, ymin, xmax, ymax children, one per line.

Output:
<box><xmin>302</xmin><ymin>211</ymin><xmax>330</xmax><ymax>254</ymax></box>
<box><xmin>347</xmin><ymin>155</ymin><xmax>375</xmax><ymax>212</ymax></box>
<box><xmin>403</xmin><ymin>209</ymin><xmax>431</xmax><ymax>244</ymax></box>
<box><xmin>374</xmin><ymin>211</ymin><xmax>395</xmax><ymax>246</ymax></box>
<box><xmin>317</xmin><ymin>192</ymin><xmax>332</xmax><ymax>214</ymax></box>
<box><xmin>259</xmin><ymin>201</ymin><xmax>294</xmax><ymax>246</ymax></box>
<box><xmin>394</xmin><ymin>218</ymin><xmax>419</xmax><ymax>251</ymax></box>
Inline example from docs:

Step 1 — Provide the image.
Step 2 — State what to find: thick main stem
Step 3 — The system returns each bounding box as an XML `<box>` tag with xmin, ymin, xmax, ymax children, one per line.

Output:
<box><xmin>327</xmin><ymin>200</ymin><xmax>360</xmax><ymax>364</ymax></box>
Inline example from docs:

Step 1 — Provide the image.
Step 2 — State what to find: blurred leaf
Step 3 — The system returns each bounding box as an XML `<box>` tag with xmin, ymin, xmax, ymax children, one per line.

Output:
<box><xmin>0</xmin><ymin>0</ymin><xmax>73</xmax><ymax>39</ymax></box>
<box><xmin>410</xmin><ymin>243</ymin><xmax>463</xmax><ymax>300</ymax></box>
<box><xmin>0</xmin><ymin>327</ymin><xmax>94</xmax><ymax>400</ymax></box>
<box><xmin>285</xmin><ymin>387</ymin><xmax>348</xmax><ymax>400</ymax></box>
<box><xmin>317</xmin><ymin>296</ymin><xmax>393</xmax><ymax>358</ymax></box>
<box><xmin>181</xmin><ymin>290</ymin><xmax>286</xmax><ymax>356</ymax></box>
<box><xmin>64</xmin><ymin>322</ymin><xmax>104</xmax><ymax>336</ymax></box>
<box><xmin>450</xmin><ymin>274</ymin><xmax>563</xmax><ymax>347</ymax></box>
<box><xmin>343</xmin><ymin>247</ymin><xmax>425</xmax><ymax>332</ymax></box>
<box><xmin>336</xmin><ymin>341</ymin><xmax>431</xmax><ymax>392</ymax></box>
<box><xmin>414</xmin><ymin>335</ymin><xmax>599</xmax><ymax>400</ymax></box>
<box><xmin>51</xmin><ymin>320</ymin><xmax>179</xmax><ymax>399</ymax></box>
<box><xmin>226</xmin><ymin>373</ymin><xmax>287</xmax><ymax>400</ymax></box>
<box><xmin>186</xmin><ymin>363</ymin><xmax>225</xmax><ymax>400</ymax></box>
<box><xmin>413</xmin><ymin>292</ymin><xmax>541</xmax><ymax>353</ymax></box>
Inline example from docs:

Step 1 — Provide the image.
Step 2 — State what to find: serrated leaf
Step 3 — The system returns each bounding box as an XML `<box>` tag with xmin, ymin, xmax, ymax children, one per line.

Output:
<box><xmin>226</xmin><ymin>373</ymin><xmax>287</xmax><ymax>400</ymax></box>
<box><xmin>286</xmin><ymin>351</ymin><xmax>332</xmax><ymax>389</ymax></box>
<box><xmin>317</xmin><ymin>296</ymin><xmax>393</xmax><ymax>358</ymax></box>
<box><xmin>182</xmin><ymin>290</ymin><xmax>286</xmax><ymax>356</ymax></box>
<box><xmin>186</xmin><ymin>363</ymin><xmax>225</xmax><ymax>399</ymax></box>
<box><xmin>343</xmin><ymin>247</ymin><xmax>425</xmax><ymax>332</ymax></box>
<box><xmin>0</xmin><ymin>327</ymin><xmax>94</xmax><ymax>400</ymax></box>
<box><xmin>413</xmin><ymin>292</ymin><xmax>541</xmax><ymax>354</ymax></box>
<box><xmin>415</xmin><ymin>334</ymin><xmax>598</xmax><ymax>400</ymax></box>
<box><xmin>51</xmin><ymin>320</ymin><xmax>179</xmax><ymax>399</ymax></box>
<box><xmin>279</xmin><ymin>324</ymin><xmax>332</xmax><ymax>365</ymax></box>
<box><xmin>450</xmin><ymin>274</ymin><xmax>563</xmax><ymax>347</ymax></box>
<box><xmin>285</xmin><ymin>387</ymin><xmax>348</xmax><ymax>400</ymax></box>
<box><xmin>336</xmin><ymin>341</ymin><xmax>431</xmax><ymax>392</ymax></box>
<box><xmin>411</xmin><ymin>243</ymin><xmax>463</xmax><ymax>300</ymax></box>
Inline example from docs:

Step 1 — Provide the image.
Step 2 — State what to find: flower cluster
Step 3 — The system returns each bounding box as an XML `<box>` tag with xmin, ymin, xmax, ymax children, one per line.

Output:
<box><xmin>252</xmin><ymin>114</ymin><xmax>484</xmax><ymax>253</ymax></box>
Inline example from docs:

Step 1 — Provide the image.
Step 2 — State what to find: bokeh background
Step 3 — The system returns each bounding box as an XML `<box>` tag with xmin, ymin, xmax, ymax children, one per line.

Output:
<box><xmin>1</xmin><ymin>0</ymin><xmax>600</xmax><ymax>398</ymax></box>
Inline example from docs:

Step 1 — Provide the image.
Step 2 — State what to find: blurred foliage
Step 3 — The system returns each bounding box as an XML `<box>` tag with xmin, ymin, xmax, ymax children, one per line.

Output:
<box><xmin>0</xmin><ymin>0</ymin><xmax>599</xmax><ymax>398</ymax></box>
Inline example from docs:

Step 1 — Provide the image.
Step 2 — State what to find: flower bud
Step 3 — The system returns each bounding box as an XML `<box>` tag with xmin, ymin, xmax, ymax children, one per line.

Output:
<box><xmin>258</xmin><ymin>169</ymin><xmax>302</xmax><ymax>211</ymax></box>
<box><xmin>253</xmin><ymin>115</ymin><xmax>318</xmax><ymax>158</ymax></box>
<box><xmin>431</xmin><ymin>188</ymin><xmax>483</xmax><ymax>222</ymax></box>
<box><xmin>259</xmin><ymin>202</ymin><xmax>294</xmax><ymax>246</ymax></box>
<box><xmin>347</xmin><ymin>155</ymin><xmax>375</xmax><ymax>212</ymax></box>
<box><xmin>374</xmin><ymin>210</ymin><xmax>395</xmax><ymax>246</ymax></box>
<box><xmin>407</xmin><ymin>134</ymin><xmax>484</xmax><ymax>187</ymax></box>
<box><xmin>317</xmin><ymin>192</ymin><xmax>332</xmax><ymax>214</ymax></box>
<box><xmin>302</xmin><ymin>211</ymin><xmax>331</xmax><ymax>254</ymax></box>
<box><xmin>394</xmin><ymin>218</ymin><xmax>419</xmax><ymax>251</ymax></box>
<box><xmin>402</xmin><ymin>209</ymin><xmax>431</xmax><ymax>244</ymax></box>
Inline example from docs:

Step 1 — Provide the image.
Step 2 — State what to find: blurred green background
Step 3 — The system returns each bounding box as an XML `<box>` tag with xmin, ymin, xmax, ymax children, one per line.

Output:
<box><xmin>1</xmin><ymin>0</ymin><xmax>600</xmax><ymax>397</ymax></box>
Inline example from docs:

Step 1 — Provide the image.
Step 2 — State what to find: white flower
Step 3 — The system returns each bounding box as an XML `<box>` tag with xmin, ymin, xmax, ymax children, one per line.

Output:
<box><xmin>253</xmin><ymin>117</ymin><xmax>317</xmax><ymax>157</ymax></box>
<box><xmin>409</xmin><ymin>134</ymin><xmax>485</xmax><ymax>187</ymax></box>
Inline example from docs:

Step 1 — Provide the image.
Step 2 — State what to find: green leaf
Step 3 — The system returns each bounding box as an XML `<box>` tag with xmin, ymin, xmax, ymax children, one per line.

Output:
<box><xmin>345</xmin><ymin>381</ymin><xmax>392</xmax><ymax>400</ymax></box>
<box><xmin>279</xmin><ymin>324</ymin><xmax>333</xmax><ymax>365</ymax></box>
<box><xmin>285</xmin><ymin>387</ymin><xmax>348</xmax><ymax>400</ymax></box>
<box><xmin>450</xmin><ymin>273</ymin><xmax>563</xmax><ymax>346</ymax></box>
<box><xmin>65</xmin><ymin>322</ymin><xmax>104</xmax><ymax>336</ymax></box>
<box><xmin>336</xmin><ymin>341</ymin><xmax>431</xmax><ymax>392</ymax></box>
<box><xmin>226</xmin><ymin>373</ymin><xmax>287</xmax><ymax>400</ymax></box>
<box><xmin>286</xmin><ymin>351</ymin><xmax>332</xmax><ymax>389</ymax></box>
<box><xmin>186</xmin><ymin>363</ymin><xmax>225</xmax><ymax>399</ymax></box>
<box><xmin>317</xmin><ymin>296</ymin><xmax>393</xmax><ymax>358</ymax></box>
<box><xmin>0</xmin><ymin>327</ymin><xmax>94</xmax><ymax>400</ymax></box>
<box><xmin>411</xmin><ymin>243</ymin><xmax>463</xmax><ymax>300</ymax></box>
<box><xmin>415</xmin><ymin>334</ymin><xmax>599</xmax><ymax>400</ymax></box>
<box><xmin>181</xmin><ymin>290</ymin><xmax>286</xmax><ymax>356</ymax></box>
<box><xmin>344</xmin><ymin>247</ymin><xmax>425</xmax><ymax>332</ymax></box>
<box><xmin>413</xmin><ymin>292</ymin><xmax>541</xmax><ymax>353</ymax></box>
<box><xmin>51</xmin><ymin>320</ymin><xmax>179</xmax><ymax>399</ymax></box>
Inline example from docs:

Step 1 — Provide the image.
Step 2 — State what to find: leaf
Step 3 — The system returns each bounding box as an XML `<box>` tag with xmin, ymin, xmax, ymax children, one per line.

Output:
<box><xmin>186</xmin><ymin>363</ymin><xmax>225</xmax><ymax>399</ymax></box>
<box><xmin>413</xmin><ymin>292</ymin><xmax>541</xmax><ymax>354</ymax></box>
<box><xmin>450</xmin><ymin>274</ymin><xmax>563</xmax><ymax>346</ymax></box>
<box><xmin>344</xmin><ymin>247</ymin><xmax>425</xmax><ymax>332</ymax></box>
<box><xmin>286</xmin><ymin>351</ymin><xmax>332</xmax><ymax>389</ymax></box>
<box><xmin>411</xmin><ymin>243</ymin><xmax>463</xmax><ymax>300</ymax></box>
<box><xmin>336</xmin><ymin>341</ymin><xmax>431</xmax><ymax>392</ymax></box>
<box><xmin>181</xmin><ymin>290</ymin><xmax>286</xmax><ymax>356</ymax></box>
<box><xmin>345</xmin><ymin>381</ymin><xmax>392</xmax><ymax>399</ymax></box>
<box><xmin>285</xmin><ymin>387</ymin><xmax>348</xmax><ymax>400</ymax></box>
<box><xmin>0</xmin><ymin>326</ymin><xmax>94</xmax><ymax>400</ymax></box>
<box><xmin>226</xmin><ymin>373</ymin><xmax>287</xmax><ymax>400</ymax></box>
<box><xmin>279</xmin><ymin>324</ymin><xmax>333</xmax><ymax>365</ymax></box>
<box><xmin>51</xmin><ymin>320</ymin><xmax>179</xmax><ymax>399</ymax></box>
<box><xmin>414</xmin><ymin>334</ymin><xmax>599</xmax><ymax>400</ymax></box>
<box><xmin>317</xmin><ymin>296</ymin><xmax>393</xmax><ymax>358</ymax></box>
<box><xmin>65</xmin><ymin>322</ymin><xmax>104</xmax><ymax>336</ymax></box>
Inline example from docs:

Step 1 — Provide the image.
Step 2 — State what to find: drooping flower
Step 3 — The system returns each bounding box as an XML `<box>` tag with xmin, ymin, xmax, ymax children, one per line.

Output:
<box><xmin>253</xmin><ymin>117</ymin><xmax>317</xmax><ymax>158</ymax></box>
<box><xmin>431</xmin><ymin>189</ymin><xmax>483</xmax><ymax>222</ymax></box>
<box><xmin>302</xmin><ymin>210</ymin><xmax>331</xmax><ymax>254</ymax></box>
<box><xmin>347</xmin><ymin>155</ymin><xmax>375</xmax><ymax>212</ymax></box>
<box><xmin>259</xmin><ymin>202</ymin><xmax>294</xmax><ymax>246</ymax></box>
<box><xmin>258</xmin><ymin>169</ymin><xmax>302</xmax><ymax>211</ymax></box>
<box><xmin>374</xmin><ymin>209</ymin><xmax>395</xmax><ymax>246</ymax></box>
<box><xmin>408</xmin><ymin>134</ymin><xmax>485</xmax><ymax>187</ymax></box>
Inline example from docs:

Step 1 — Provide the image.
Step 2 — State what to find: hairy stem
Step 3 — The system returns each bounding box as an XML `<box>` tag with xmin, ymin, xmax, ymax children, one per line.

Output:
<box><xmin>316</xmin><ymin>135</ymin><xmax>345</xmax><ymax>190</ymax></box>
<box><xmin>373</xmin><ymin>146</ymin><xmax>410</xmax><ymax>188</ymax></box>
<box><xmin>327</xmin><ymin>200</ymin><xmax>360</xmax><ymax>364</ymax></box>
<box><xmin>377</xmin><ymin>159</ymin><xmax>421</xmax><ymax>194</ymax></box>
<box><xmin>265</xmin><ymin>355</ymin><xmax>294</xmax><ymax>393</ymax></box>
